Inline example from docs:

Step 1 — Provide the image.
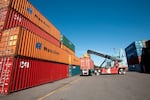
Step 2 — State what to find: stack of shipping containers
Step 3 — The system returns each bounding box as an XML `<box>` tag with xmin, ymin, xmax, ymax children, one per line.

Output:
<box><xmin>60</xmin><ymin>35</ymin><xmax>81</xmax><ymax>76</ymax></box>
<box><xmin>141</xmin><ymin>40</ymin><xmax>150</xmax><ymax>73</ymax></box>
<box><xmin>125</xmin><ymin>40</ymin><xmax>150</xmax><ymax>73</ymax></box>
<box><xmin>0</xmin><ymin>0</ymin><xmax>80</xmax><ymax>94</ymax></box>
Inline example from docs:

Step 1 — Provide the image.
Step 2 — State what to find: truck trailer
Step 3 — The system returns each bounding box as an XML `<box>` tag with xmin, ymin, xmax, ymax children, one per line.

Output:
<box><xmin>80</xmin><ymin>55</ymin><xmax>94</xmax><ymax>76</ymax></box>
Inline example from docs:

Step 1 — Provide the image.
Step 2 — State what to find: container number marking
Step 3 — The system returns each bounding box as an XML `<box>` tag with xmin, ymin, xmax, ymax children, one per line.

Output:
<box><xmin>14</xmin><ymin>14</ymin><xmax>22</xmax><ymax>22</ymax></box>
<box><xmin>20</xmin><ymin>61</ymin><xmax>29</xmax><ymax>68</ymax></box>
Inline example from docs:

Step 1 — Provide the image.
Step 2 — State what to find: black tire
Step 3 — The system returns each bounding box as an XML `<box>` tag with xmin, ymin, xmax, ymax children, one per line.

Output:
<box><xmin>118</xmin><ymin>68</ymin><xmax>126</xmax><ymax>75</ymax></box>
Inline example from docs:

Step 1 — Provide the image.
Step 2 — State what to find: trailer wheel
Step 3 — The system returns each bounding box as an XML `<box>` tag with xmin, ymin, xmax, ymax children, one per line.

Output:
<box><xmin>118</xmin><ymin>68</ymin><xmax>125</xmax><ymax>75</ymax></box>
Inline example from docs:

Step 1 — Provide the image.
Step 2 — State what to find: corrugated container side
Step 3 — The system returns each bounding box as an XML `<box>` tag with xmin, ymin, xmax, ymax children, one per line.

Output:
<box><xmin>128</xmin><ymin>65</ymin><xmax>136</xmax><ymax>71</ymax></box>
<box><xmin>135</xmin><ymin>49</ymin><xmax>142</xmax><ymax>56</ymax></box>
<box><xmin>134</xmin><ymin>56</ymin><xmax>141</xmax><ymax>64</ymax></box>
<box><xmin>141</xmin><ymin>48</ymin><xmax>150</xmax><ymax>64</ymax></box>
<box><xmin>134</xmin><ymin>64</ymin><xmax>142</xmax><ymax>72</ymax></box>
<box><xmin>126</xmin><ymin>49</ymin><xmax>142</xmax><ymax>65</ymax></box>
<box><xmin>0</xmin><ymin>27</ymin><xmax>69</xmax><ymax>64</ymax></box>
<box><xmin>0</xmin><ymin>8</ymin><xmax>9</xmax><ymax>31</ymax></box>
<box><xmin>142</xmin><ymin>40</ymin><xmax>147</xmax><ymax>48</ymax></box>
<box><xmin>125</xmin><ymin>41</ymin><xmax>146</xmax><ymax>61</ymax></box>
<box><xmin>0</xmin><ymin>57</ymin><xmax>69</xmax><ymax>94</ymax></box>
<box><xmin>125</xmin><ymin>51</ymin><xmax>135</xmax><ymax>61</ymax></box>
<box><xmin>80</xmin><ymin>58</ymin><xmax>87</xmax><ymax>69</ymax></box>
<box><xmin>141</xmin><ymin>48</ymin><xmax>150</xmax><ymax>73</ymax></box>
<box><xmin>0</xmin><ymin>57</ymin><xmax>14</xmax><ymax>94</ymax></box>
<box><xmin>60</xmin><ymin>35</ymin><xmax>75</xmax><ymax>52</ymax></box>
<box><xmin>125</xmin><ymin>42</ymin><xmax>136</xmax><ymax>53</ymax></box>
<box><xmin>145</xmin><ymin>40</ymin><xmax>150</xmax><ymax>48</ymax></box>
<box><xmin>126</xmin><ymin>49</ymin><xmax>142</xmax><ymax>59</ymax></box>
<box><xmin>61</xmin><ymin>44</ymin><xmax>75</xmax><ymax>55</ymax></box>
<box><xmin>0</xmin><ymin>0</ymin><xmax>10</xmax><ymax>9</ymax></box>
<box><xmin>125</xmin><ymin>41</ymin><xmax>143</xmax><ymax>54</ymax></box>
<box><xmin>127</xmin><ymin>56</ymin><xmax>141</xmax><ymax>65</ymax></box>
<box><xmin>69</xmin><ymin>55</ymin><xmax>80</xmax><ymax>66</ymax></box>
<box><xmin>69</xmin><ymin>65</ymin><xmax>81</xmax><ymax>76</ymax></box>
<box><xmin>9</xmin><ymin>0</ymin><xmax>60</xmax><ymax>41</ymax></box>
<box><xmin>126</xmin><ymin>57</ymin><xmax>132</xmax><ymax>65</ymax></box>
<box><xmin>90</xmin><ymin>60</ymin><xmax>94</xmax><ymax>69</ymax></box>
<box><xmin>0</xmin><ymin>27</ymin><xmax>20</xmax><ymax>57</ymax></box>
<box><xmin>80</xmin><ymin>58</ymin><xmax>94</xmax><ymax>70</ymax></box>
<box><xmin>135</xmin><ymin>41</ymin><xmax>144</xmax><ymax>49</ymax></box>
<box><xmin>0</xmin><ymin>8</ymin><xmax>60</xmax><ymax>47</ymax></box>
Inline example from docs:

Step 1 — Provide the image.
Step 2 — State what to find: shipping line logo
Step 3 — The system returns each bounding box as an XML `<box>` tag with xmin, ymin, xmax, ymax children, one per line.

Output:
<box><xmin>27</xmin><ymin>7</ymin><xmax>33</xmax><ymax>14</ymax></box>
<box><xmin>27</xmin><ymin>7</ymin><xmax>50</xmax><ymax>28</ymax></box>
<box><xmin>44</xmin><ymin>47</ymin><xmax>59</xmax><ymax>55</ymax></box>
<box><xmin>36</xmin><ymin>42</ymin><xmax>42</xmax><ymax>49</ymax></box>
<box><xmin>35</xmin><ymin>42</ymin><xmax>59</xmax><ymax>55</ymax></box>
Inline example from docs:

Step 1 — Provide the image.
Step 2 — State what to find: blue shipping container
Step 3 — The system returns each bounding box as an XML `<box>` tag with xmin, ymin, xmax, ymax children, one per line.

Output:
<box><xmin>126</xmin><ymin>40</ymin><xmax>145</xmax><ymax>59</ymax></box>
<box><xmin>125</xmin><ymin>42</ymin><xmax>136</xmax><ymax>53</ymax></box>
<box><xmin>125</xmin><ymin>40</ymin><xmax>144</xmax><ymax>53</ymax></box>
<box><xmin>135</xmin><ymin>41</ymin><xmax>144</xmax><ymax>49</ymax></box>
<box><xmin>128</xmin><ymin>64</ymin><xmax>142</xmax><ymax>72</ymax></box>
<box><xmin>128</xmin><ymin>65</ymin><xmax>136</xmax><ymax>71</ymax></box>
<box><xmin>135</xmin><ymin>49</ymin><xmax>142</xmax><ymax>56</ymax></box>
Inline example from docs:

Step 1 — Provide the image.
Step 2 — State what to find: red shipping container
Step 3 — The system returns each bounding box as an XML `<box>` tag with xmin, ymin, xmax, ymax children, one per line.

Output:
<box><xmin>1</xmin><ymin>0</ymin><xmax>60</xmax><ymax>41</ymax></box>
<box><xmin>80</xmin><ymin>58</ymin><xmax>94</xmax><ymax>70</ymax></box>
<box><xmin>0</xmin><ymin>57</ymin><xmax>69</xmax><ymax>94</ymax></box>
<box><xmin>0</xmin><ymin>0</ymin><xmax>10</xmax><ymax>9</ymax></box>
<box><xmin>0</xmin><ymin>8</ymin><xmax>60</xmax><ymax>47</ymax></box>
<box><xmin>127</xmin><ymin>55</ymin><xmax>141</xmax><ymax>65</ymax></box>
<box><xmin>0</xmin><ymin>57</ymin><xmax>14</xmax><ymax>94</ymax></box>
<box><xmin>0</xmin><ymin>8</ymin><xmax>8</xmax><ymax>31</ymax></box>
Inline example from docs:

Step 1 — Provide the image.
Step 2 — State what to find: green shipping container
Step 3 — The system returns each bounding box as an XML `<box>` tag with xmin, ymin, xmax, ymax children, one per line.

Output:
<box><xmin>61</xmin><ymin>34</ymin><xmax>75</xmax><ymax>52</ymax></box>
<box><xmin>69</xmin><ymin>66</ymin><xmax>81</xmax><ymax>76</ymax></box>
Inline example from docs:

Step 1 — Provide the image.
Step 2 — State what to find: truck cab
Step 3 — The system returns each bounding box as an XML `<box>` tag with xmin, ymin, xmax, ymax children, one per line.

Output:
<box><xmin>82</xmin><ymin>69</ymin><xmax>90</xmax><ymax>75</ymax></box>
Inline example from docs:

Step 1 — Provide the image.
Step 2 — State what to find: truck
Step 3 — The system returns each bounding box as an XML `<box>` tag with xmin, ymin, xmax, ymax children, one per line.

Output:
<box><xmin>87</xmin><ymin>50</ymin><xmax>127</xmax><ymax>75</ymax></box>
<box><xmin>80</xmin><ymin>54</ymin><xmax>94</xmax><ymax>76</ymax></box>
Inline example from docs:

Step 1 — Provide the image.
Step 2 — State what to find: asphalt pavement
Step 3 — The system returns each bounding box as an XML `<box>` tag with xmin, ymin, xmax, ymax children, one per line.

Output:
<box><xmin>0</xmin><ymin>72</ymin><xmax>150</xmax><ymax>100</ymax></box>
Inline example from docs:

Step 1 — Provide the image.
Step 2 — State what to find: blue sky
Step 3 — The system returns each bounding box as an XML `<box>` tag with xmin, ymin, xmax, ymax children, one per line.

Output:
<box><xmin>29</xmin><ymin>0</ymin><xmax>150</xmax><ymax>65</ymax></box>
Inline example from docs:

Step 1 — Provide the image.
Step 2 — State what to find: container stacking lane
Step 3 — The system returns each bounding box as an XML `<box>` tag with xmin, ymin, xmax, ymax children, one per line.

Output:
<box><xmin>0</xmin><ymin>75</ymin><xmax>81</xmax><ymax>100</ymax></box>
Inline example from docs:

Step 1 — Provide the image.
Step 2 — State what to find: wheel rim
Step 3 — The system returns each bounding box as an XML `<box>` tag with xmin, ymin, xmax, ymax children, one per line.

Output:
<box><xmin>119</xmin><ymin>69</ymin><xmax>123</xmax><ymax>74</ymax></box>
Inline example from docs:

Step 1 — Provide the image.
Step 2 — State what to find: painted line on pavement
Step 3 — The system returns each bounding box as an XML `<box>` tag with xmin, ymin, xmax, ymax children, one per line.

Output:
<box><xmin>38</xmin><ymin>77</ymin><xmax>82</xmax><ymax>100</ymax></box>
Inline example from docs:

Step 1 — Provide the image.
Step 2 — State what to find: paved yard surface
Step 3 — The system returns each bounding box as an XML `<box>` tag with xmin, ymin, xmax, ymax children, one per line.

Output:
<box><xmin>0</xmin><ymin>72</ymin><xmax>150</xmax><ymax>100</ymax></box>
